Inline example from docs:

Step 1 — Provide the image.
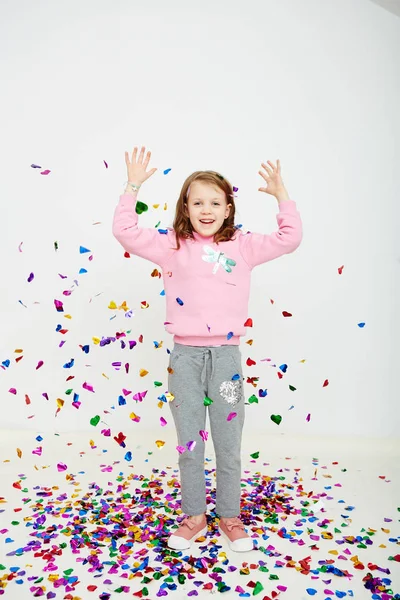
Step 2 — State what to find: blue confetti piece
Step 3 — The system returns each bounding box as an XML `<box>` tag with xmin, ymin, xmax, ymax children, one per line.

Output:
<box><xmin>163</xmin><ymin>168</ymin><xmax>172</xmax><ymax>175</ymax></box>
<box><xmin>78</xmin><ymin>268</ymin><xmax>87</xmax><ymax>274</ymax></box>
<box><xmin>160</xmin><ymin>290</ymin><xmax>165</xmax><ymax>296</ymax></box>
<box><xmin>63</xmin><ymin>358</ymin><xmax>74</xmax><ymax>369</ymax></box>
<box><xmin>227</xmin><ymin>331</ymin><xmax>234</xmax><ymax>340</ymax></box>
<box><xmin>36</xmin><ymin>435</ymin><xmax>43</xmax><ymax>442</ymax></box>
<box><xmin>279</xmin><ymin>363</ymin><xmax>288</xmax><ymax>372</ymax></box>
<box><xmin>306</xmin><ymin>590</ymin><xmax>317</xmax><ymax>596</ymax></box>
<box><xmin>118</xmin><ymin>395</ymin><xmax>126</xmax><ymax>406</ymax></box>
<box><xmin>357</xmin><ymin>322</ymin><xmax>365</xmax><ymax>327</ymax></box>
<box><xmin>176</xmin><ymin>297</ymin><xmax>184</xmax><ymax>306</ymax></box>
<box><xmin>79</xmin><ymin>246</ymin><xmax>91</xmax><ymax>254</ymax></box>
<box><xmin>158</xmin><ymin>228</ymin><xmax>168</xmax><ymax>234</ymax></box>
<box><xmin>2</xmin><ymin>359</ymin><xmax>10</xmax><ymax>368</ymax></box>
<box><xmin>82</xmin><ymin>345</ymin><xmax>90</xmax><ymax>353</ymax></box>
<box><xmin>124</xmin><ymin>451</ymin><xmax>132</xmax><ymax>462</ymax></box>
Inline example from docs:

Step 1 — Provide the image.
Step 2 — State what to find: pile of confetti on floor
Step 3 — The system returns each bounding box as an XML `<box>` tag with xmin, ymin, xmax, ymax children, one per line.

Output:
<box><xmin>1</xmin><ymin>456</ymin><xmax>399</xmax><ymax>599</ymax></box>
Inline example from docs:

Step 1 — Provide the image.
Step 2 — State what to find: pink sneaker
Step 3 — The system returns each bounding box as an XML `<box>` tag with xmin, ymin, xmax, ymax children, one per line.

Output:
<box><xmin>219</xmin><ymin>516</ymin><xmax>254</xmax><ymax>552</ymax></box>
<box><xmin>168</xmin><ymin>514</ymin><xmax>208</xmax><ymax>550</ymax></box>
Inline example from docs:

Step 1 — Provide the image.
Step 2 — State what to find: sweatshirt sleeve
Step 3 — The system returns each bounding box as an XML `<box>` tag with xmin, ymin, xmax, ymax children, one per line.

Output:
<box><xmin>239</xmin><ymin>200</ymin><xmax>303</xmax><ymax>269</ymax></box>
<box><xmin>112</xmin><ymin>192</ymin><xmax>175</xmax><ymax>268</ymax></box>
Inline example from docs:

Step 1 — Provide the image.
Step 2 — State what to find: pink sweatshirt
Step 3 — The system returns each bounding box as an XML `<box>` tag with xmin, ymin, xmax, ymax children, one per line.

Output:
<box><xmin>112</xmin><ymin>191</ymin><xmax>302</xmax><ymax>346</ymax></box>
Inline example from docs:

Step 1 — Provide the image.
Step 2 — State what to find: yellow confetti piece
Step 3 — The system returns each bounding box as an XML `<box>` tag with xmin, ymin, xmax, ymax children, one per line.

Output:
<box><xmin>108</xmin><ymin>300</ymin><xmax>117</xmax><ymax>309</ymax></box>
<box><xmin>157</xmin><ymin>401</ymin><xmax>164</xmax><ymax>409</ymax></box>
<box><xmin>92</xmin><ymin>337</ymin><xmax>101</xmax><ymax>344</ymax></box>
<box><xmin>139</xmin><ymin>369</ymin><xmax>148</xmax><ymax>377</ymax></box>
<box><xmin>382</xmin><ymin>528</ymin><xmax>390</xmax><ymax>533</ymax></box>
<box><xmin>15</xmin><ymin>348</ymin><xmax>23</xmax><ymax>353</ymax></box>
<box><xmin>119</xmin><ymin>301</ymin><xmax>129</xmax><ymax>311</ymax></box>
<box><xmin>379</xmin><ymin>544</ymin><xmax>387</xmax><ymax>548</ymax></box>
<box><xmin>16</xmin><ymin>448</ymin><xmax>22</xmax><ymax>458</ymax></box>
<box><xmin>153</xmin><ymin>204</ymin><xmax>160</xmax><ymax>208</ymax></box>
<box><xmin>328</xmin><ymin>550</ymin><xmax>338</xmax><ymax>555</ymax></box>
<box><xmin>65</xmin><ymin>314</ymin><xmax>72</xmax><ymax>319</ymax></box>
<box><xmin>155</xmin><ymin>440</ymin><xmax>165</xmax><ymax>448</ymax></box>
<box><xmin>129</xmin><ymin>412</ymin><xmax>141</xmax><ymax>422</ymax></box>
<box><xmin>56</xmin><ymin>398</ymin><xmax>64</xmax><ymax>408</ymax></box>
<box><xmin>165</xmin><ymin>392</ymin><xmax>174</xmax><ymax>403</ymax></box>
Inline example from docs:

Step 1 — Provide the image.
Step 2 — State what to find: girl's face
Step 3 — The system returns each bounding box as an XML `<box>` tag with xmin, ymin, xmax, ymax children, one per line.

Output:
<box><xmin>184</xmin><ymin>181</ymin><xmax>231</xmax><ymax>237</ymax></box>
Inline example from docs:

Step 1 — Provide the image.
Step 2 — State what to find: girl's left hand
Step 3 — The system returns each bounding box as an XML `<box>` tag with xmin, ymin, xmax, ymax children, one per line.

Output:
<box><xmin>258</xmin><ymin>159</ymin><xmax>285</xmax><ymax>196</ymax></box>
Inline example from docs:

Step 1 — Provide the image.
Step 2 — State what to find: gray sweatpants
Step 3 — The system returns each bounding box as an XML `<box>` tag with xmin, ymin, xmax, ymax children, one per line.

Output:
<box><xmin>168</xmin><ymin>342</ymin><xmax>245</xmax><ymax>518</ymax></box>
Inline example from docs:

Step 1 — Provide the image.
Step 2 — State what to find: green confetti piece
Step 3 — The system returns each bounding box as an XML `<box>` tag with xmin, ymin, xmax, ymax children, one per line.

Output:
<box><xmin>253</xmin><ymin>580</ymin><xmax>264</xmax><ymax>595</ymax></box>
<box><xmin>135</xmin><ymin>201</ymin><xmax>148</xmax><ymax>215</ymax></box>
<box><xmin>250</xmin><ymin>451</ymin><xmax>260</xmax><ymax>459</ymax></box>
<box><xmin>248</xmin><ymin>395</ymin><xmax>258</xmax><ymax>404</ymax></box>
<box><xmin>204</xmin><ymin>396</ymin><xmax>213</xmax><ymax>406</ymax></box>
<box><xmin>270</xmin><ymin>414</ymin><xmax>282</xmax><ymax>425</ymax></box>
<box><xmin>90</xmin><ymin>415</ymin><xmax>100</xmax><ymax>426</ymax></box>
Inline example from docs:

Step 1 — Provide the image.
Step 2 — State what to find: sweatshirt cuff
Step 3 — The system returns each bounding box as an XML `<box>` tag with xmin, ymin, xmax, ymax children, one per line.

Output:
<box><xmin>277</xmin><ymin>199</ymin><xmax>296</xmax><ymax>211</ymax></box>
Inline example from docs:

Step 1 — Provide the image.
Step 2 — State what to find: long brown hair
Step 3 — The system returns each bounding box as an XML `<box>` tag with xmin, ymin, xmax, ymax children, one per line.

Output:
<box><xmin>170</xmin><ymin>170</ymin><xmax>239</xmax><ymax>251</ymax></box>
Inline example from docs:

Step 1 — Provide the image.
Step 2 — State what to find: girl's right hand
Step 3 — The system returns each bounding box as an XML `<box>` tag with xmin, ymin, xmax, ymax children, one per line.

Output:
<box><xmin>125</xmin><ymin>146</ymin><xmax>158</xmax><ymax>185</ymax></box>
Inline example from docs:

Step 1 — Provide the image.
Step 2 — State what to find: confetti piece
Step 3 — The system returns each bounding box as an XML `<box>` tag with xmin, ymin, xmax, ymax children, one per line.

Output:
<box><xmin>270</xmin><ymin>414</ymin><xmax>282</xmax><ymax>425</ymax></box>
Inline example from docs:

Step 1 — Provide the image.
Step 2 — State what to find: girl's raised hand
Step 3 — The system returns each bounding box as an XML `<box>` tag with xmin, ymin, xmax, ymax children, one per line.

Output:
<box><xmin>258</xmin><ymin>159</ymin><xmax>285</xmax><ymax>197</ymax></box>
<box><xmin>125</xmin><ymin>146</ymin><xmax>158</xmax><ymax>185</ymax></box>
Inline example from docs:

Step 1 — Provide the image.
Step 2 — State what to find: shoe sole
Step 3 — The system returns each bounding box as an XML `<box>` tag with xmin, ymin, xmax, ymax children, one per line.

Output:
<box><xmin>219</xmin><ymin>526</ymin><xmax>254</xmax><ymax>552</ymax></box>
<box><xmin>167</xmin><ymin>524</ymin><xmax>208</xmax><ymax>550</ymax></box>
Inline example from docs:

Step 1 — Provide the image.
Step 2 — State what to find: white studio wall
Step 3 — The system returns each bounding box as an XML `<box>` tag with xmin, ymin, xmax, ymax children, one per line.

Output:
<box><xmin>0</xmin><ymin>0</ymin><xmax>399</xmax><ymax>440</ymax></box>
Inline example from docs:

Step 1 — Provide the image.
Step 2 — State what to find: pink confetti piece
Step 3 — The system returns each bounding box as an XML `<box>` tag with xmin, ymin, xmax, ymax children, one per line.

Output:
<box><xmin>160</xmin><ymin>417</ymin><xmax>167</xmax><ymax>427</ymax></box>
<box><xmin>227</xmin><ymin>411</ymin><xmax>237</xmax><ymax>421</ymax></box>
<box><xmin>306</xmin><ymin>413</ymin><xmax>311</xmax><ymax>422</ymax></box>
<box><xmin>32</xmin><ymin>447</ymin><xmax>42</xmax><ymax>456</ymax></box>
<box><xmin>57</xmin><ymin>463</ymin><xmax>67</xmax><ymax>472</ymax></box>
<box><xmin>199</xmin><ymin>430</ymin><xmax>208</xmax><ymax>442</ymax></box>
<box><xmin>83</xmin><ymin>382</ymin><xmax>95</xmax><ymax>392</ymax></box>
<box><xmin>176</xmin><ymin>445</ymin><xmax>186</xmax><ymax>454</ymax></box>
<box><xmin>9</xmin><ymin>388</ymin><xmax>17</xmax><ymax>395</ymax></box>
<box><xmin>187</xmin><ymin>441</ymin><xmax>196</xmax><ymax>452</ymax></box>
<box><xmin>36</xmin><ymin>361</ymin><xmax>44</xmax><ymax>370</ymax></box>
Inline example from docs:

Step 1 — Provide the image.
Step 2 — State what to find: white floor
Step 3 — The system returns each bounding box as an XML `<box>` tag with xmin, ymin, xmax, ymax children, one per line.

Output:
<box><xmin>0</xmin><ymin>430</ymin><xmax>399</xmax><ymax>600</ymax></box>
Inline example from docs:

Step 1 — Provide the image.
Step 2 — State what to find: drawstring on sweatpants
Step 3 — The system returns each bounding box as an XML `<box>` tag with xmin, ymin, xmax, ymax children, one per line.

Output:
<box><xmin>200</xmin><ymin>348</ymin><xmax>217</xmax><ymax>385</ymax></box>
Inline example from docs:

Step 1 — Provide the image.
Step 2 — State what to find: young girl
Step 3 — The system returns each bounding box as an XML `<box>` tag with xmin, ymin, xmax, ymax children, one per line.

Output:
<box><xmin>112</xmin><ymin>146</ymin><xmax>303</xmax><ymax>553</ymax></box>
